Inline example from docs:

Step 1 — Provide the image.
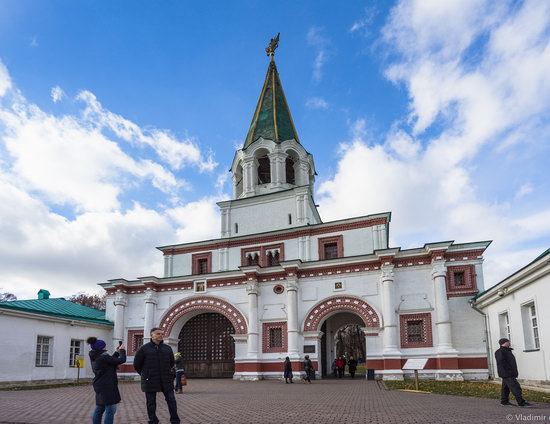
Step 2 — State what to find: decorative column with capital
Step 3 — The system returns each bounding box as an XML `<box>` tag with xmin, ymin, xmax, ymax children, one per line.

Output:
<box><xmin>242</xmin><ymin>157</ymin><xmax>256</xmax><ymax>197</ymax></box>
<box><xmin>246</xmin><ymin>279</ymin><xmax>260</xmax><ymax>357</ymax></box>
<box><xmin>113</xmin><ymin>292</ymin><xmax>127</xmax><ymax>346</ymax></box>
<box><xmin>381</xmin><ymin>266</ymin><xmax>400</xmax><ymax>355</ymax></box>
<box><xmin>268</xmin><ymin>150</ymin><xmax>286</xmax><ymax>189</ymax></box>
<box><xmin>143</xmin><ymin>289</ymin><xmax>158</xmax><ymax>341</ymax></box>
<box><xmin>432</xmin><ymin>262</ymin><xmax>456</xmax><ymax>353</ymax></box>
<box><xmin>286</xmin><ymin>276</ymin><xmax>300</xmax><ymax>358</ymax></box>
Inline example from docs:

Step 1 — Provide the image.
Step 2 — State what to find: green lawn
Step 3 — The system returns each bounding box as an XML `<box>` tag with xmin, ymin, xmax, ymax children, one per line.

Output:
<box><xmin>384</xmin><ymin>380</ymin><xmax>550</xmax><ymax>403</ymax></box>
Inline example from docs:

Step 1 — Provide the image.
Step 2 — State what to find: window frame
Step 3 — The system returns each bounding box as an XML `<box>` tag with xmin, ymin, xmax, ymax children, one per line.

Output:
<box><xmin>35</xmin><ymin>335</ymin><xmax>53</xmax><ymax>367</ymax></box>
<box><xmin>262</xmin><ymin>322</ymin><xmax>287</xmax><ymax>353</ymax></box>
<box><xmin>69</xmin><ymin>339</ymin><xmax>83</xmax><ymax>368</ymax></box>
<box><xmin>399</xmin><ymin>313</ymin><xmax>433</xmax><ymax>348</ymax></box>
<box><xmin>192</xmin><ymin>252</ymin><xmax>212</xmax><ymax>275</ymax></box>
<box><xmin>318</xmin><ymin>235</ymin><xmax>344</xmax><ymax>261</ymax></box>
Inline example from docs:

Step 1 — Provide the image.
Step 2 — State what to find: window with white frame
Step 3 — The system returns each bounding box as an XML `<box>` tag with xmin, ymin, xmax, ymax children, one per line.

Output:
<box><xmin>35</xmin><ymin>336</ymin><xmax>53</xmax><ymax>366</ymax></box>
<box><xmin>69</xmin><ymin>339</ymin><xmax>83</xmax><ymax>367</ymax></box>
<box><xmin>498</xmin><ymin>312</ymin><xmax>511</xmax><ymax>342</ymax></box>
<box><xmin>522</xmin><ymin>302</ymin><xmax>540</xmax><ymax>350</ymax></box>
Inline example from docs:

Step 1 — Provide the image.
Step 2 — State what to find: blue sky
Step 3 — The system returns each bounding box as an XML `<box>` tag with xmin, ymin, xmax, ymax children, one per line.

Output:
<box><xmin>1</xmin><ymin>0</ymin><xmax>549</xmax><ymax>299</ymax></box>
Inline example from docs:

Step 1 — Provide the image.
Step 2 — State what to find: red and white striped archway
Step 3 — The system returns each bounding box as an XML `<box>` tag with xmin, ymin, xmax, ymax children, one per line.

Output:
<box><xmin>302</xmin><ymin>295</ymin><xmax>381</xmax><ymax>332</ymax></box>
<box><xmin>159</xmin><ymin>296</ymin><xmax>248</xmax><ymax>336</ymax></box>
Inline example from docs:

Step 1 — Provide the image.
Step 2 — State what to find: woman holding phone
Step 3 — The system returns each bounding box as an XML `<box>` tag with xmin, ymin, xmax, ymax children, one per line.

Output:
<box><xmin>87</xmin><ymin>337</ymin><xmax>127</xmax><ymax>424</ymax></box>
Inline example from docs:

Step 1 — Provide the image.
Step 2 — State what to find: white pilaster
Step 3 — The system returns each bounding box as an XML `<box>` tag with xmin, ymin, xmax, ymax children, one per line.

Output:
<box><xmin>246</xmin><ymin>280</ymin><xmax>260</xmax><ymax>357</ymax></box>
<box><xmin>113</xmin><ymin>292</ymin><xmax>127</xmax><ymax>346</ymax></box>
<box><xmin>286</xmin><ymin>277</ymin><xmax>300</xmax><ymax>358</ymax></box>
<box><xmin>381</xmin><ymin>266</ymin><xmax>400</xmax><ymax>355</ymax></box>
<box><xmin>242</xmin><ymin>157</ymin><xmax>256</xmax><ymax>197</ymax></box>
<box><xmin>143</xmin><ymin>289</ymin><xmax>158</xmax><ymax>341</ymax></box>
<box><xmin>432</xmin><ymin>262</ymin><xmax>456</xmax><ymax>353</ymax></box>
<box><xmin>268</xmin><ymin>150</ymin><xmax>286</xmax><ymax>189</ymax></box>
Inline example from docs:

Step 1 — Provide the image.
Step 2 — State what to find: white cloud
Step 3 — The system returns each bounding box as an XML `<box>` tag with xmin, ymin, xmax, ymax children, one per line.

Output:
<box><xmin>307</xmin><ymin>27</ymin><xmax>332</xmax><ymax>82</ymax></box>
<box><xmin>0</xmin><ymin>61</ymin><xmax>11</xmax><ymax>97</ymax></box>
<box><xmin>0</xmin><ymin>59</ymin><xmax>222</xmax><ymax>299</ymax></box>
<box><xmin>305</xmin><ymin>97</ymin><xmax>329</xmax><ymax>110</ymax></box>
<box><xmin>51</xmin><ymin>86</ymin><xmax>65</xmax><ymax>103</ymax></box>
<box><xmin>319</xmin><ymin>1</ymin><xmax>550</xmax><ymax>288</ymax></box>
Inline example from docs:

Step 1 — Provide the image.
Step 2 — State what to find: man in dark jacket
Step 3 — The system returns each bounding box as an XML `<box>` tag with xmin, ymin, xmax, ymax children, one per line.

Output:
<box><xmin>495</xmin><ymin>338</ymin><xmax>531</xmax><ymax>407</ymax></box>
<box><xmin>88</xmin><ymin>337</ymin><xmax>126</xmax><ymax>424</ymax></box>
<box><xmin>134</xmin><ymin>328</ymin><xmax>181</xmax><ymax>424</ymax></box>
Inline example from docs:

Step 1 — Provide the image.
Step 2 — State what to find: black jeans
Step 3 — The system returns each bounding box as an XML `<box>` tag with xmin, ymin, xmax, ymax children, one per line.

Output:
<box><xmin>338</xmin><ymin>368</ymin><xmax>344</xmax><ymax>378</ymax></box>
<box><xmin>145</xmin><ymin>390</ymin><xmax>180</xmax><ymax>424</ymax></box>
<box><xmin>501</xmin><ymin>377</ymin><xmax>525</xmax><ymax>405</ymax></box>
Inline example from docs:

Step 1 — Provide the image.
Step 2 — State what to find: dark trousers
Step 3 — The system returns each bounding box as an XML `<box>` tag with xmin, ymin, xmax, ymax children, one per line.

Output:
<box><xmin>501</xmin><ymin>377</ymin><xmax>525</xmax><ymax>405</ymax></box>
<box><xmin>350</xmin><ymin>370</ymin><xmax>356</xmax><ymax>378</ymax></box>
<box><xmin>338</xmin><ymin>367</ymin><xmax>344</xmax><ymax>378</ymax></box>
<box><xmin>145</xmin><ymin>390</ymin><xmax>180</xmax><ymax>424</ymax></box>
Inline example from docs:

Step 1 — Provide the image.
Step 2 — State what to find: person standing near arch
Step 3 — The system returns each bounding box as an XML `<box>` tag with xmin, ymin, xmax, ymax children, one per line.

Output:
<box><xmin>134</xmin><ymin>328</ymin><xmax>181</xmax><ymax>424</ymax></box>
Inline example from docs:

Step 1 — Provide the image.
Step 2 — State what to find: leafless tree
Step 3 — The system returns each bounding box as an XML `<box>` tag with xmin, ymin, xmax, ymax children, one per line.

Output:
<box><xmin>67</xmin><ymin>291</ymin><xmax>106</xmax><ymax>311</ymax></box>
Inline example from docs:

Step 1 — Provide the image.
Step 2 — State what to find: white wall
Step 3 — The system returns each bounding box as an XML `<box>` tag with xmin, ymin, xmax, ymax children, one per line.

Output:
<box><xmin>485</xmin><ymin>274</ymin><xmax>550</xmax><ymax>383</ymax></box>
<box><xmin>0</xmin><ymin>313</ymin><xmax>112</xmax><ymax>383</ymax></box>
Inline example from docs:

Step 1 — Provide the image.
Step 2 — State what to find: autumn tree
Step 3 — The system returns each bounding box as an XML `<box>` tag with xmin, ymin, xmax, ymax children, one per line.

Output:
<box><xmin>67</xmin><ymin>291</ymin><xmax>107</xmax><ymax>311</ymax></box>
<box><xmin>0</xmin><ymin>290</ymin><xmax>17</xmax><ymax>302</ymax></box>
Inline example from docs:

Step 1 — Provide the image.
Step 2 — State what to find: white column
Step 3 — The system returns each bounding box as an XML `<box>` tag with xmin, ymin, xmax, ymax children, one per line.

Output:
<box><xmin>268</xmin><ymin>150</ymin><xmax>286</xmax><ymax>189</ymax></box>
<box><xmin>246</xmin><ymin>280</ymin><xmax>260</xmax><ymax>357</ymax></box>
<box><xmin>113</xmin><ymin>292</ymin><xmax>127</xmax><ymax>346</ymax></box>
<box><xmin>286</xmin><ymin>277</ymin><xmax>300</xmax><ymax>358</ymax></box>
<box><xmin>218</xmin><ymin>247</ymin><xmax>229</xmax><ymax>271</ymax></box>
<box><xmin>242</xmin><ymin>157</ymin><xmax>256</xmax><ymax>197</ymax></box>
<box><xmin>220</xmin><ymin>208</ymin><xmax>230</xmax><ymax>238</ymax></box>
<box><xmin>143</xmin><ymin>289</ymin><xmax>158</xmax><ymax>341</ymax></box>
<box><xmin>296</xmin><ymin>159</ymin><xmax>309</xmax><ymax>186</ymax></box>
<box><xmin>381</xmin><ymin>266</ymin><xmax>400</xmax><ymax>355</ymax></box>
<box><xmin>432</xmin><ymin>262</ymin><xmax>456</xmax><ymax>353</ymax></box>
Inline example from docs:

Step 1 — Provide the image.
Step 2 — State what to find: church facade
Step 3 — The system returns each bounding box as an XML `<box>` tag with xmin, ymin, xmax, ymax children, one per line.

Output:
<box><xmin>101</xmin><ymin>48</ymin><xmax>491</xmax><ymax>381</ymax></box>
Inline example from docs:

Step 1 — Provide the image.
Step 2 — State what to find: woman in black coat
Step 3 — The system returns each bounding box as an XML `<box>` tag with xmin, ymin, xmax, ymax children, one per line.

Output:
<box><xmin>283</xmin><ymin>356</ymin><xmax>293</xmax><ymax>384</ymax></box>
<box><xmin>87</xmin><ymin>337</ymin><xmax>126</xmax><ymax>424</ymax></box>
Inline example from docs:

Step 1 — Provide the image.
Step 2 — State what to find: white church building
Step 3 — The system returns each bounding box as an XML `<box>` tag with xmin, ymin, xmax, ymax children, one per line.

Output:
<box><xmin>100</xmin><ymin>46</ymin><xmax>492</xmax><ymax>381</ymax></box>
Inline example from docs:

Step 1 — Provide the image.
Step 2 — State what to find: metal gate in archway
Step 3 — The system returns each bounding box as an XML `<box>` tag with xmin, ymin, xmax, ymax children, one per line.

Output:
<box><xmin>178</xmin><ymin>312</ymin><xmax>235</xmax><ymax>378</ymax></box>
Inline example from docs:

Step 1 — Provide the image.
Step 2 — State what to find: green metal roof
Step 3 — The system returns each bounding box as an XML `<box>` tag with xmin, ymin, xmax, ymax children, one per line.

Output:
<box><xmin>243</xmin><ymin>59</ymin><xmax>300</xmax><ymax>149</ymax></box>
<box><xmin>0</xmin><ymin>298</ymin><xmax>113</xmax><ymax>326</ymax></box>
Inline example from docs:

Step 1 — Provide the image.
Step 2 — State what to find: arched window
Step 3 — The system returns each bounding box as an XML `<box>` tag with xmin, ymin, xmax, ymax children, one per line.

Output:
<box><xmin>257</xmin><ymin>156</ymin><xmax>271</xmax><ymax>184</ymax></box>
<box><xmin>285</xmin><ymin>157</ymin><xmax>295</xmax><ymax>185</ymax></box>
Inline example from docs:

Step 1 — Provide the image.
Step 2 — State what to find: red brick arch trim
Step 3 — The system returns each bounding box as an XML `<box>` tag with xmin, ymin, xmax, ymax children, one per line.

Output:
<box><xmin>303</xmin><ymin>296</ymin><xmax>381</xmax><ymax>332</ymax></box>
<box><xmin>159</xmin><ymin>296</ymin><xmax>248</xmax><ymax>335</ymax></box>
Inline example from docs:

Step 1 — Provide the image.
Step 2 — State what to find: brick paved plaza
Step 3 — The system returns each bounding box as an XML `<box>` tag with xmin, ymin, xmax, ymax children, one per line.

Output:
<box><xmin>0</xmin><ymin>379</ymin><xmax>548</xmax><ymax>424</ymax></box>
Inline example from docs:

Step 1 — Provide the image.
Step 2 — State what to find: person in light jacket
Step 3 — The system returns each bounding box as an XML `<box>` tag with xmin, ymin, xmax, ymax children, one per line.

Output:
<box><xmin>87</xmin><ymin>337</ymin><xmax>126</xmax><ymax>424</ymax></box>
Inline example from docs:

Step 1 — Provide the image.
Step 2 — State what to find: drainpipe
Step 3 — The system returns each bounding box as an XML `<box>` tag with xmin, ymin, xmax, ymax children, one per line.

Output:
<box><xmin>470</xmin><ymin>300</ymin><xmax>494</xmax><ymax>379</ymax></box>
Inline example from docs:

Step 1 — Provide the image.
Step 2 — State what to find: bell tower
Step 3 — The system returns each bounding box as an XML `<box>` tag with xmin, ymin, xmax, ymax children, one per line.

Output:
<box><xmin>218</xmin><ymin>34</ymin><xmax>321</xmax><ymax>238</ymax></box>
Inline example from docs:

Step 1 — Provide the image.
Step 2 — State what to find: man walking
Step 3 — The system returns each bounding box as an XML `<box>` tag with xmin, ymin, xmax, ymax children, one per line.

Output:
<box><xmin>134</xmin><ymin>328</ymin><xmax>181</xmax><ymax>424</ymax></box>
<box><xmin>495</xmin><ymin>338</ymin><xmax>531</xmax><ymax>407</ymax></box>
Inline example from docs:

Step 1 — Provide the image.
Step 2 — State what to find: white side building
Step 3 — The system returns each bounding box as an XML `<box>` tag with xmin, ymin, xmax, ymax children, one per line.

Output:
<box><xmin>473</xmin><ymin>249</ymin><xmax>550</xmax><ymax>387</ymax></box>
<box><xmin>0</xmin><ymin>289</ymin><xmax>113</xmax><ymax>385</ymax></box>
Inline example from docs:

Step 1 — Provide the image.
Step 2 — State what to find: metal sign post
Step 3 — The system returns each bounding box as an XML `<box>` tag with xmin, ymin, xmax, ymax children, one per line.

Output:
<box><xmin>402</xmin><ymin>358</ymin><xmax>428</xmax><ymax>391</ymax></box>
<box><xmin>75</xmin><ymin>356</ymin><xmax>85</xmax><ymax>383</ymax></box>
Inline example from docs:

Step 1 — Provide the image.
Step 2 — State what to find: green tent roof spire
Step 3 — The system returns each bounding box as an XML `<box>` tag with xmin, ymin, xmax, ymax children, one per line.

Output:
<box><xmin>243</xmin><ymin>36</ymin><xmax>300</xmax><ymax>149</ymax></box>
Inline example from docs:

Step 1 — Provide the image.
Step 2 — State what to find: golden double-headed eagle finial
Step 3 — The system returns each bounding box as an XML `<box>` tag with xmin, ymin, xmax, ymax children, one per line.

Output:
<box><xmin>265</xmin><ymin>33</ymin><xmax>280</xmax><ymax>60</ymax></box>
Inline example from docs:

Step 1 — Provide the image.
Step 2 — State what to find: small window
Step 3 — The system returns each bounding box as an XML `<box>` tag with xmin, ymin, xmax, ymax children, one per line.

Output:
<box><xmin>133</xmin><ymin>334</ymin><xmax>144</xmax><ymax>352</ymax></box>
<box><xmin>521</xmin><ymin>302</ymin><xmax>540</xmax><ymax>350</ymax></box>
<box><xmin>453</xmin><ymin>272</ymin><xmax>465</xmax><ymax>286</ymax></box>
<box><xmin>334</xmin><ymin>282</ymin><xmax>343</xmax><ymax>290</ymax></box>
<box><xmin>269</xmin><ymin>327</ymin><xmax>283</xmax><ymax>348</ymax></box>
<box><xmin>195</xmin><ymin>281</ymin><xmax>206</xmax><ymax>293</ymax></box>
<box><xmin>324</xmin><ymin>243</ymin><xmax>338</xmax><ymax>260</ymax></box>
<box><xmin>198</xmin><ymin>258</ymin><xmax>208</xmax><ymax>274</ymax></box>
<box><xmin>288</xmin><ymin>214</ymin><xmax>292</xmax><ymax>225</ymax></box>
<box><xmin>36</xmin><ymin>336</ymin><xmax>53</xmax><ymax>366</ymax></box>
<box><xmin>406</xmin><ymin>320</ymin><xmax>424</xmax><ymax>343</ymax></box>
<box><xmin>69</xmin><ymin>339</ymin><xmax>83</xmax><ymax>367</ymax></box>
<box><xmin>266</xmin><ymin>250</ymin><xmax>280</xmax><ymax>267</ymax></box>
<box><xmin>247</xmin><ymin>253</ymin><xmax>260</xmax><ymax>266</ymax></box>
<box><xmin>499</xmin><ymin>312</ymin><xmax>511</xmax><ymax>342</ymax></box>
<box><xmin>235</xmin><ymin>223</ymin><xmax>238</xmax><ymax>234</ymax></box>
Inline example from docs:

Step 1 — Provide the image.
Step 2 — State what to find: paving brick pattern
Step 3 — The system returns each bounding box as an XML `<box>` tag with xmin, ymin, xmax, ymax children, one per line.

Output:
<box><xmin>0</xmin><ymin>379</ymin><xmax>548</xmax><ymax>424</ymax></box>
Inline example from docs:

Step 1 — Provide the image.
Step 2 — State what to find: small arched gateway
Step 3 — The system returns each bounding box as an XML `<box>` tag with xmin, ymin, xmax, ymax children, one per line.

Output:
<box><xmin>302</xmin><ymin>296</ymin><xmax>381</xmax><ymax>378</ymax></box>
<box><xmin>159</xmin><ymin>296</ymin><xmax>248</xmax><ymax>378</ymax></box>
